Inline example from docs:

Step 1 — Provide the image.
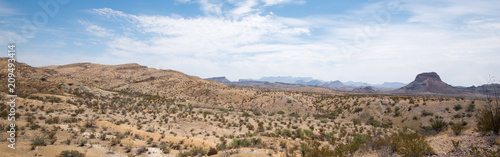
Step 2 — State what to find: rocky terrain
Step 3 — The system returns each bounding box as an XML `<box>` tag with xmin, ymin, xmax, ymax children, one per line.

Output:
<box><xmin>0</xmin><ymin>58</ymin><xmax>499</xmax><ymax>157</ymax></box>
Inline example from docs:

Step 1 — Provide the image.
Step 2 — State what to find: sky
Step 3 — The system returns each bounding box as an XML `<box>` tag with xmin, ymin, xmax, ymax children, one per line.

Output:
<box><xmin>1</xmin><ymin>0</ymin><xmax>499</xmax><ymax>86</ymax></box>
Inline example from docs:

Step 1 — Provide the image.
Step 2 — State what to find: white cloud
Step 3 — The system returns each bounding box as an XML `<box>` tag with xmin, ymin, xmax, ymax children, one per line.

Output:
<box><xmin>175</xmin><ymin>0</ymin><xmax>191</xmax><ymax>3</ymax></box>
<box><xmin>230</xmin><ymin>0</ymin><xmax>259</xmax><ymax>18</ymax></box>
<box><xmin>76</xmin><ymin>0</ymin><xmax>500</xmax><ymax>86</ymax></box>
<box><xmin>92</xmin><ymin>7</ymin><xmax>309</xmax><ymax>57</ymax></box>
<box><xmin>78</xmin><ymin>20</ymin><xmax>115</xmax><ymax>37</ymax></box>
<box><xmin>262</xmin><ymin>0</ymin><xmax>305</xmax><ymax>6</ymax></box>
<box><xmin>198</xmin><ymin>0</ymin><xmax>223</xmax><ymax>16</ymax></box>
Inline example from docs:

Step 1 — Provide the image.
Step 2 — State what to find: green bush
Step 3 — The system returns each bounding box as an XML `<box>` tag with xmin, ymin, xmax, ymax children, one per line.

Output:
<box><xmin>367</xmin><ymin>117</ymin><xmax>380</xmax><ymax>127</ymax></box>
<box><xmin>454</xmin><ymin>104</ymin><xmax>463</xmax><ymax>111</ymax></box>
<box><xmin>431</xmin><ymin>120</ymin><xmax>448</xmax><ymax>133</ymax></box>
<box><xmin>159</xmin><ymin>142</ymin><xmax>171</xmax><ymax>154</ymax></box>
<box><xmin>354</xmin><ymin>107</ymin><xmax>363</xmax><ymax>113</ymax></box>
<box><xmin>242</xmin><ymin>112</ymin><xmax>250</xmax><ymax>117</ymax></box>
<box><xmin>57</xmin><ymin>150</ymin><xmax>85</xmax><ymax>157</ymax></box>
<box><xmin>300</xmin><ymin>140</ymin><xmax>339</xmax><ymax>157</ymax></box>
<box><xmin>421</xmin><ymin>110</ymin><xmax>433</xmax><ymax>116</ymax></box>
<box><xmin>371</xmin><ymin>131</ymin><xmax>434</xmax><ymax>157</ymax></box>
<box><xmin>352</xmin><ymin>118</ymin><xmax>361</xmax><ymax>125</ymax></box>
<box><xmin>177</xmin><ymin>147</ymin><xmax>205</xmax><ymax>157</ymax></box>
<box><xmin>229</xmin><ymin>138</ymin><xmax>261</xmax><ymax>148</ymax></box>
<box><xmin>467</xmin><ymin>103</ymin><xmax>476</xmax><ymax>112</ymax></box>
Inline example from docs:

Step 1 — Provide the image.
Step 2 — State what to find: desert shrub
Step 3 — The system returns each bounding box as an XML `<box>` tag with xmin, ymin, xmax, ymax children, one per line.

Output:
<box><xmin>431</xmin><ymin>120</ymin><xmax>448</xmax><ymax>132</ymax></box>
<box><xmin>454</xmin><ymin>104</ymin><xmax>463</xmax><ymax>111</ymax></box>
<box><xmin>320</xmin><ymin>118</ymin><xmax>329</xmax><ymax>123</ymax></box>
<box><xmin>371</xmin><ymin>131</ymin><xmax>434</xmax><ymax>157</ymax></box>
<box><xmin>354</xmin><ymin>107</ymin><xmax>363</xmax><ymax>113</ymax></box>
<box><xmin>288</xmin><ymin>112</ymin><xmax>300</xmax><ymax>118</ymax></box>
<box><xmin>394</xmin><ymin>111</ymin><xmax>401</xmax><ymax>117</ymax></box>
<box><xmin>216</xmin><ymin>143</ymin><xmax>227</xmax><ymax>150</ymax></box>
<box><xmin>352</xmin><ymin>118</ymin><xmax>361</xmax><ymax>125</ymax></box>
<box><xmin>303</xmin><ymin>129</ymin><xmax>314</xmax><ymax>137</ymax></box>
<box><xmin>451</xmin><ymin>140</ymin><xmax>460</xmax><ymax>152</ymax></box>
<box><xmin>476</xmin><ymin>104</ymin><xmax>500</xmax><ymax>135</ymax></box>
<box><xmin>78</xmin><ymin>139</ymin><xmax>87</xmax><ymax>147</ymax></box>
<box><xmin>341</xmin><ymin>134</ymin><xmax>370</xmax><ymax>153</ymax></box>
<box><xmin>421</xmin><ymin>110</ymin><xmax>433</xmax><ymax>116</ymax></box>
<box><xmin>207</xmin><ymin>147</ymin><xmax>218</xmax><ymax>156</ymax></box>
<box><xmin>284</xmin><ymin>129</ymin><xmax>294</xmax><ymax>137</ymax></box>
<box><xmin>178</xmin><ymin>147</ymin><xmax>205</xmax><ymax>157</ymax></box>
<box><xmin>451</xmin><ymin>122</ymin><xmax>466</xmax><ymax>135</ymax></box>
<box><xmin>367</xmin><ymin>117</ymin><xmax>380</xmax><ymax>127</ymax></box>
<box><xmin>300</xmin><ymin>140</ymin><xmax>339</xmax><ymax>157</ymax></box>
<box><xmin>100</xmin><ymin>133</ymin><xmax>106</xmax><ymax>140</ymax></box>
<box><xmin>242</xmin><ymin>112</ymin><xmax>250</xmax><ymax>117</ymax></box>
<box><xmin>111</xmin><ymin>137</ymin><xmax>121</xmax><ymax>146</ymax></box>
<box><xmin>301</xmin><ymin>135</ymin><xmax>371</xmax><ymax>157</ymax></box>
<box><xmin>159</xmin><ymin>142</ymin><xmax>171</xmax><ymax>154</ymax></box>
<box><xmin>229</xmin><ymin>138</ymin><xmax>261</xmax><ymax>148</ymax></box>
<box><xmin>469</xmin><ymin>146</ymin><xmax>500</xmax><ymax>157</ymax></box>
<box><xmin>136</xmin><ymin>147</ymin><xmax>148</xmax><ymax>155</ymax></box>
<box><xmin>277</xmin><ymin>111</ymin><xmax>285</xmax><ymax>115</ymax></box>
<box><xmin>253</xmin><ymin>111</ymin><xmax>262</xmax><ymax>116</ymax></box>
<box><xmin>30</xmin><ymin>135</ymin><xmax>47</xmax><ymax>150</ymax></box>
<box><xmin>65</xmin><ymin>138</ymin><xmax>72</xmax><ymax>145</ymax></box>
<box><xmin>467</xmin><ymin>103</ymin><xmax>476</xmax><ymax>112</ymax></box>
<box><xmin>57</xmin><ymin>150</ymin><xmax>85</xmax><ymax>157</ymax></box>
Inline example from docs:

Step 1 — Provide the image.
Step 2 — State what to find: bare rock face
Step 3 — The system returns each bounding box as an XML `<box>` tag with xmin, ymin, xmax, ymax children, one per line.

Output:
<box><xmin>395</xmin><ymin>72</ymin><xmax>461</xmax><ymax>94</ymax></box>
<box><xmin>414</xmin><ymin>72</ymin><xmax>442</xmax><ymax>83</ymax></box>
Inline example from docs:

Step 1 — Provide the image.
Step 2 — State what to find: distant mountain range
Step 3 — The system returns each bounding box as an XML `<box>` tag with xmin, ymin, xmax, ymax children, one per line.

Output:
<box><xmin>207</xmin><ymin>73</ymin><xmax>500</xmax><ymax>96</ymax></box>
<box><xmin>206</xmin><ymin>76</ymin><xmax>407</xmax><ymax>91</ymax></box>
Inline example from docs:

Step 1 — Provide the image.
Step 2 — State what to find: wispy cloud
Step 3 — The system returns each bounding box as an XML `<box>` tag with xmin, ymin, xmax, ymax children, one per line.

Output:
<box><xmin>92</xmin><ymin>7</ymin><xmax>309</xmax><ymax>56</ymax></box>
<box><xmin>78</xmin><ymin>20</ymin><xmax>115</xmax><ymax>37</ymax></box>
<box><xmin>262</xmin><ymin>0</ymin><xmax>305</xmax><ymax>6</ymax></box>
<box><xmin>0</xmin><ymin>0</ymin><xmax>17</xmax><ymax>16</ymax></box>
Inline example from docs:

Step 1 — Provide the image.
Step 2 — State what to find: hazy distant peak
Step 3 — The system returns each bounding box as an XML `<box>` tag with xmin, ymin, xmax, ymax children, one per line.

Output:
<box><xmin>206</xmin><ymin>76</ymin><xmax>231</xmax><ymax>84</ymax></box>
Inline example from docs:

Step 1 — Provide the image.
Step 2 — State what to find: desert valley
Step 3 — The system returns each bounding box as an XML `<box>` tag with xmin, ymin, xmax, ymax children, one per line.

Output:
<box><xmin>0</xmin><ymin>58</ymin><xmax>499</xmax><ymax>157</ymax></box>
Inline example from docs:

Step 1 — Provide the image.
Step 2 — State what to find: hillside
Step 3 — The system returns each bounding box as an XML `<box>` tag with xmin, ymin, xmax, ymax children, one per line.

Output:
<box><xmin>0</xmin><ymin>59</ymin><xmax>499</xmax><ymax>157</ymax></box>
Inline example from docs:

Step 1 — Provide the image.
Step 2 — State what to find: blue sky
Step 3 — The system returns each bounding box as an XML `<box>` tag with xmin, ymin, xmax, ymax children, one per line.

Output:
<box><xmin>1</xmin><ymin>0</ymin><xmax>499</xmax><ymax>86</ymax></box>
